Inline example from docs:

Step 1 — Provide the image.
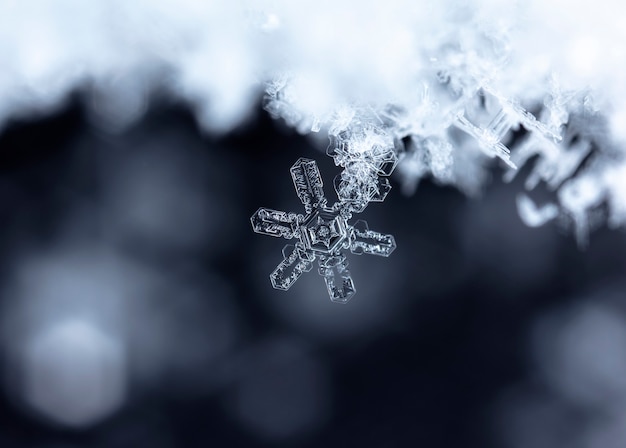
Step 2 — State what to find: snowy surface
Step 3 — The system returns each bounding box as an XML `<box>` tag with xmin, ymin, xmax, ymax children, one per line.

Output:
<box><xmin>1</xmin><ymin>0</ymin><xmax>626</xmax><ymax>238</ymax></box>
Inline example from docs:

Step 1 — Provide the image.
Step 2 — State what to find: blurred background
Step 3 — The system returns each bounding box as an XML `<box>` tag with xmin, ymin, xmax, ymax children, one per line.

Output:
<box><xmin>0</xmin><ymin>92</ymin><xmax>623</xmax><ymax>448</ymax></box>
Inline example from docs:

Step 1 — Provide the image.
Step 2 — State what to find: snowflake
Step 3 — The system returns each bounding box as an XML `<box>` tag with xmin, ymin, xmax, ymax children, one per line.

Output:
<box><xmin>251</xmin><ymin>158</ymin><xmax>396</xmax><ymax>303</ymax></box>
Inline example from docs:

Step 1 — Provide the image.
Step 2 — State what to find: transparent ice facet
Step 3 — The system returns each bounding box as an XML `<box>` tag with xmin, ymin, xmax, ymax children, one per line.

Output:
<box><xmin>333</xmin><ymin>175</ymin><xmax>374</xmax><ymax>213</ymax></box>
<box><xmin>486</xmin><ymin>88</ymin><xmax>563</xmax><ymax>142</ymax></box>
<box><xmin>318</xmin><ymin>254</ymin><xmax>356</xmax><ymax>303</ymax></box>
<box><xmin>300</xmin><ymin>208</ymin><xmax>348</xmax><ymax>254</ymax></box>
<box><xmin>251</xmin><ymin>158</ymin><xmax>396</xmax><ymax>303</ymax></box>
<box><xmin>454</xmin><ymin>89</ymin><xmax>564</xmax><ymax>170</ymax></box>
<box><xmin>327</xmin><ymin>126</ymin><xmax>398</xmax><ymax>176</ymax></box>
<box><xmin>270</xmin><ymin>244</ymin><xmax>314</xmax><ymax>291</ymax></box>
<box><xmin>454</xmin><ymin>112</ymin><xmax>516</xmax><ymax>168</ymax></box>
<box><xmin>333</xmin><ymin>170</ymin><xmax>392</xmax><ymax>213</ymax></box>
<box><xmin>250</xmin><ymin>208</ymin><xmax>299</xmax><ymax>239</ymax></box>
<box><xmin>325</xmin><ymin>125</ymin><xmax>399</xmax><ymax>215</ymax></box>
<box><xmin>369</xmin><ymin>178</ymin><xmax>392</xmax><ymax>202</ymax></box>
<box><xmin>349</xmin><ymin>220</ymin><xmax>396</xmax><ymax>257</ymax></box>
<box><xmin>290</xmin><ymin>157</ymin><xmax>326</xmax><ymax>214</ymax></box>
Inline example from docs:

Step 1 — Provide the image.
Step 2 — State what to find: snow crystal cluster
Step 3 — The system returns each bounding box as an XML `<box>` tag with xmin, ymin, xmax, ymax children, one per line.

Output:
<box><xmin>260</xmin><ymin>1</ymin><xmax>626</xmax><ymax>245</ymax></box>
<box><xmin>1</xmin><ymin>1</ymin><xmax>626</xmax><ymax>242</ymax></box>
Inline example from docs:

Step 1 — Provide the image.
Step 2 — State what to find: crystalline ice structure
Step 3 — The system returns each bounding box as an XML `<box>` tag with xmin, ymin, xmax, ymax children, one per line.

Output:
<box><xmin>326</xmin><ymin>125</ymin><xmax>398</xmax><ymax>213</ymax></box>
<box><xmin>251</xmin><ymin>158</ymin><xmax>396</xmax><ymax>303</ymax></box>
<box><xmin>452</xmin><ymin>89</ymin><xmax>562</xmax><ymax>169</ymax></box>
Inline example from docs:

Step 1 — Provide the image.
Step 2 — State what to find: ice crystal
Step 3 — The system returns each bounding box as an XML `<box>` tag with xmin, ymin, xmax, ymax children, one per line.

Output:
<box><xmin>327</xmin><ymin>125</ymin><xmax>397</xmax><ymax>213</ymax></box>
<box><xmin>251</xmin><ymin>158</ymin><xmax>395</xmax><ymax>303</ymax></box>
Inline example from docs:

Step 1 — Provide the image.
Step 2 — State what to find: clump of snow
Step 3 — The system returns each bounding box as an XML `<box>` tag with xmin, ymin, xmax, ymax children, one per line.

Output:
<box><xmin>1</xmin><ymin>0</ymin><xmax>626</xmax><ymax>238</ymax></box>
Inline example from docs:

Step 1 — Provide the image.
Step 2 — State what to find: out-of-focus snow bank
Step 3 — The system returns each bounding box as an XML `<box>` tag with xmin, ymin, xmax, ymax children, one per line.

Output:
<box><xmin>1</xmin><ymin>0</ymin><xmax>625</xmax><ymax>238</ymax></box>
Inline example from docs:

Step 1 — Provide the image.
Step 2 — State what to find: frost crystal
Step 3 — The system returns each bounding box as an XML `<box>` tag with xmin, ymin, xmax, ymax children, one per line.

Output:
<box><xmin>327</xmin><ymin>125</ymin><xmax>397</xmax><ymax>213</ymax></box>
<box><xmin>251</xmin><ymin>158</ymin><xmax>395</xmax><ymax>303</ymax></box>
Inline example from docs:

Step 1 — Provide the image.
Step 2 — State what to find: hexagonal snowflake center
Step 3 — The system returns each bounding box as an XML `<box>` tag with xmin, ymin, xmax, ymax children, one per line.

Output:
<box><xmin>300</xmin><ymin>209</ymin><xmax>348</xmax><ymax>254</ymax></box>
<box><xmin>317</xmin><ymin>225</ymin><xmax>330</xmax><ymax>238</ymax></box>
